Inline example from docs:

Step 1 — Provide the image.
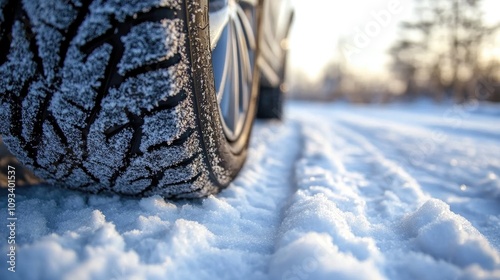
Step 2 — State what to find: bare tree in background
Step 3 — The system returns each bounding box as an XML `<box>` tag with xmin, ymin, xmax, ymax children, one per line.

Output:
<box><xmin>390</xmin><ymin>0</ymin><xmax>500</xmax><ymax>102</ymax></box>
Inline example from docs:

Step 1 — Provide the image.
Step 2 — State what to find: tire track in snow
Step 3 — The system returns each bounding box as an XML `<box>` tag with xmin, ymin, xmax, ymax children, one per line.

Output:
<box><xmin>269</xmin><ymin>116</ymin><xmax>386</xmax><ymax>280</ymax></box>
<box><xmin>332</xmin><ymin>121</ymin><xmax>429</xmax><ymax>215</ymax></box>
<box><xmin>335</xmin><ymin>113</ymin><xmax>500</xmax><ymax>249</ymax></box>
<box><xmin>332</xmin><ymin>118</ymin><xmax>500</xmax><ymax>277</ymax></box>
<box><xmin>269</xmin><ymin>110</ymin><xmax>500</xmax><ymax>280</ymax></box>
<box><xmin>335</xmin><ymin>111</ymin><xmax>500</xmax><ymax>199</ymax></box>
<box><xmin>210</xmin><ymin>119</ymin><xmax>304</xmax><ymax>272</ymax></box>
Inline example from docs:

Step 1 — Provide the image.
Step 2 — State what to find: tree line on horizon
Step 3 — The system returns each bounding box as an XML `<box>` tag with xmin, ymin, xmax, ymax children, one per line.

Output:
<box><xmin>291</xmin><ymin>0</ymin><xmax>500</xmax><ymax>103</ymax></box>
<box><xmin>390</xmin><ymin>0</ymin><xmax>500</xmax><ymax>103</ymax></box>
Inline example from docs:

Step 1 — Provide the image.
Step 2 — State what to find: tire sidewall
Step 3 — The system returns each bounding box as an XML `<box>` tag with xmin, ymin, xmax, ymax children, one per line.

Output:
<box><xmin>184</xmin><ymin>0</ymin><xmax>262</xmax><ymax>187</ymax></box>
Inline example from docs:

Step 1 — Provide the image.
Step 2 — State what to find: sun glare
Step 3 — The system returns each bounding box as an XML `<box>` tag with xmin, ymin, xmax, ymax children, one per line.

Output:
<box><xmin>288</xmin><ymin>0</ymin><xmax>500</xmax><ymax>84</ymax></box>
<box><xmin>289</xmin><ymin>0</ymin><xmax>414</xmax><ymax>82</ymax></box>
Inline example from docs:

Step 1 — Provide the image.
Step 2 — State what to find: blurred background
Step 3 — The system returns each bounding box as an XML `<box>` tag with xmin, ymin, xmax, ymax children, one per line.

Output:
<box><xmin>287</xmin><ymin>0</ymin><xmax>500</xmax><ymax>103</ymax></box>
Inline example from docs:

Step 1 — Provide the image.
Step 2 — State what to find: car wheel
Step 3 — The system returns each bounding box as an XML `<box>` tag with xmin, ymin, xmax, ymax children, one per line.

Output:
<box><xmin>257</xmin><ymin>85</ymin><xmax>284</xmax><ymax>119</ymax></box>
<box><xmin>0</xmin><ymin>0</ymin><xmax>261</xmax><ymax>198</ymax></box>
<box><xmin>256</xmin><ymin>6</ymin><xmax>292</xmax><ymax>120</ymax></box>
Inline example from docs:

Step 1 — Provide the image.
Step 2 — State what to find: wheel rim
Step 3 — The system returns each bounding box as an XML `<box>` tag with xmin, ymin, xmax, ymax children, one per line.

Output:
<box><xmin>209</xmin><ymin>0</ymin><xmax>257</xmax><ymax>142</ymax></box>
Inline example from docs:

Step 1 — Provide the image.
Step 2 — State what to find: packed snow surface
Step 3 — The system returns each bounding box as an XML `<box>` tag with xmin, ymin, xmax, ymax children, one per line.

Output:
<box><xmin>1</xmin><ymin>101</ymin><xmax>500</xmax><ymax>280</ymax></box>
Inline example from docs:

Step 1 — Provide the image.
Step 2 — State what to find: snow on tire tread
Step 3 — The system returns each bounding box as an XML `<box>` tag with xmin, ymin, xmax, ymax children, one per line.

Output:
<box><xmin>0</xmin><ymin>0</ymin><xmax>212</xmax><ymax>197</ymax></box>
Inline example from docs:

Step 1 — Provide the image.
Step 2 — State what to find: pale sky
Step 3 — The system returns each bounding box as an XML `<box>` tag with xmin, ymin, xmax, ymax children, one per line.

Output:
<box><xmin>288</xmin><ymin>0</ymin><xmax>500</xmax><ymax>82</ymax></box>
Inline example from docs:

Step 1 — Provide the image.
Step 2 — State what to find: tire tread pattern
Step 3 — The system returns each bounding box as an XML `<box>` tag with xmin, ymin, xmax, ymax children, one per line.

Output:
<box><xmin>0</xmin><ymin>0</ymin><xmax>216</xmax><ymax>198</ymax></box>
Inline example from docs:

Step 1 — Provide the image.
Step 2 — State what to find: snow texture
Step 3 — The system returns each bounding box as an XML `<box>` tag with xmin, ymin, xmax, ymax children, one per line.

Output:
<box><xmin>1</xmin><ymin>102</ymin><xmax>499</xmax><ymax>279</ymax></box>
<box><xmin>118</xmin><ymin>19</ymin><xmax>183</xmax><ymax>75</ymax></box>
<box><xmin>75</xmin><ymin>0</ymin><xmax>181</xmax><ymax>47</ymax></box>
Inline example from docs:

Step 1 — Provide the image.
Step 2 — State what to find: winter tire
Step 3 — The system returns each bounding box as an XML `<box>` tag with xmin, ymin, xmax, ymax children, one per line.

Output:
<box><xmin>256</xmin><ymin>85</ymin><xmax>284</xmax><ymax>119</ymax></box>
<box><xmin>0</xmin><ymin>0</ymin><xmax>261</xmax><ymax>198</ymax></box>
<box><xmin>256</xmin><ymin>3</ymin><xmax>292</xmax><ymax>120</ymax></box>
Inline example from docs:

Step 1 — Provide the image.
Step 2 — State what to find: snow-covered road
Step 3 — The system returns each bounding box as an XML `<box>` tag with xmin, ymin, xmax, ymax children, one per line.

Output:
<box><xmin>2</xmin><ymin>101</ymin><xmax>500</xmax><ymax>279</ymax></box>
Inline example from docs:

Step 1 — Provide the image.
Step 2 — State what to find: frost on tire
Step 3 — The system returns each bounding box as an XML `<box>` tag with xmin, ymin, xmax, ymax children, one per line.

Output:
<box><xmin>0</xmin><ymin>0</ymin><xmax>232</xmax><ymax>198</ymax></box>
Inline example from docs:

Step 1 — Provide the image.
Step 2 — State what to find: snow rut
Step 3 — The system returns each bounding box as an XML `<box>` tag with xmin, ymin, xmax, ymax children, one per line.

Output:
<box><xmin>268</xmin><ymin>109</ymin><xmax>500</xmax><ymax>279</ymax></box>
<box><xmin>335</xmin><ymin>112</ymin><xmax>500</xmax><ymax>248</ymax></box>
<box><xmin>270</xmin><ymin>119</ymin><xmax>386</xmax><ymax>280</ymax></box>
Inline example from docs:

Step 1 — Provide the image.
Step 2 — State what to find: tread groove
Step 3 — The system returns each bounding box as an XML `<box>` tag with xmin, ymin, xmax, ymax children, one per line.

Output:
<box><xmin>80</xmin><ymin>7</ymin><xmax>177</xmax><ymax>57</ymax></box>
<box><xmin>146</xmin><ymin>127</ymin><xmax>195</xmax><ymax>153</ymax></box>
<box><xmin>144</xmin><ymin>90</ymin><xmax>188</xmax><ymax>116</ymax></box>
<box><xmin>58</xmin><ymin>0</ymin><xmax>92</xmax><ymax>69</ymax></box>
<box><xmin>140</xmin><ymin>172</ymin><xmax>203</xmax><ymax>197</ymax></box>
<box><xmin>20</xmin><ymin>11</ymin><xmax>44</xmax><ymax>75</ymax></box>
<box><xmin>130</xmin><ymin>152</ymin><xmax>201</xmax><ymax>185</ymax></box>
<box><xmin>8</xmin><ymin>75</ymin><xmax>36</xmax><ymax>163</ymax></box>
<box><xmin>80</xmin><ymin>25</ymin><xmax>114</xmax><ymax>58</ymax></box>
<box><xmin>31</xmin><ymin>89</ymin><xmax>53</xmax><ymax>166</ymax></box>
<box><xmin>67</xmin><ymin>1</ymin><xmax>79</xmax><ymax>11</ymax></box>
<box><xmin>167</xmin><ymin>151</ymin><xmax>200</xmax><ymax>170</ymax></box>
<box><xmin>0</xmin><ymin>0</ymin><xmax>18</xmax><ymax>64</ymax></box>
<box><xmin>104</xmin><ymin>122</ymin><xmax>130</xmax><ymax>140</ymax></box>
<box><xmin>40</xmin><ymin>18</ymin><xmax>64</xmax><ymax>33</ymax></box>
<box><xmin>80</xmin><ymin>164</ymin><xmax>100</xmax><ymax>183</ymax></box>
<box><xmin>7</xmin><ymin>92</ymin><xmax>27</xmax><ymax>144</ymax></box>
<box><xmin>64</xmin><ymin>97</ymin><xmax>88</xmax><ymax>113</ymax></box>
<box><xmin>108</xmin><ymin>111</ymin><xmax>144</xmax><ymax>188</ymax></box>
<box><xmin>123</xmin><ymin>54</ymin><xmax>181</xmax><ymax>80</ymax></box>
<box><xmin>127</xmin><ymin>111</ymin><xmax>144</xmax><ymax>156</ymax></box>
<box><xmin>46</xmin><ymin>113</ymin><xmax>69</xmax><ymax>146</ymax></box>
